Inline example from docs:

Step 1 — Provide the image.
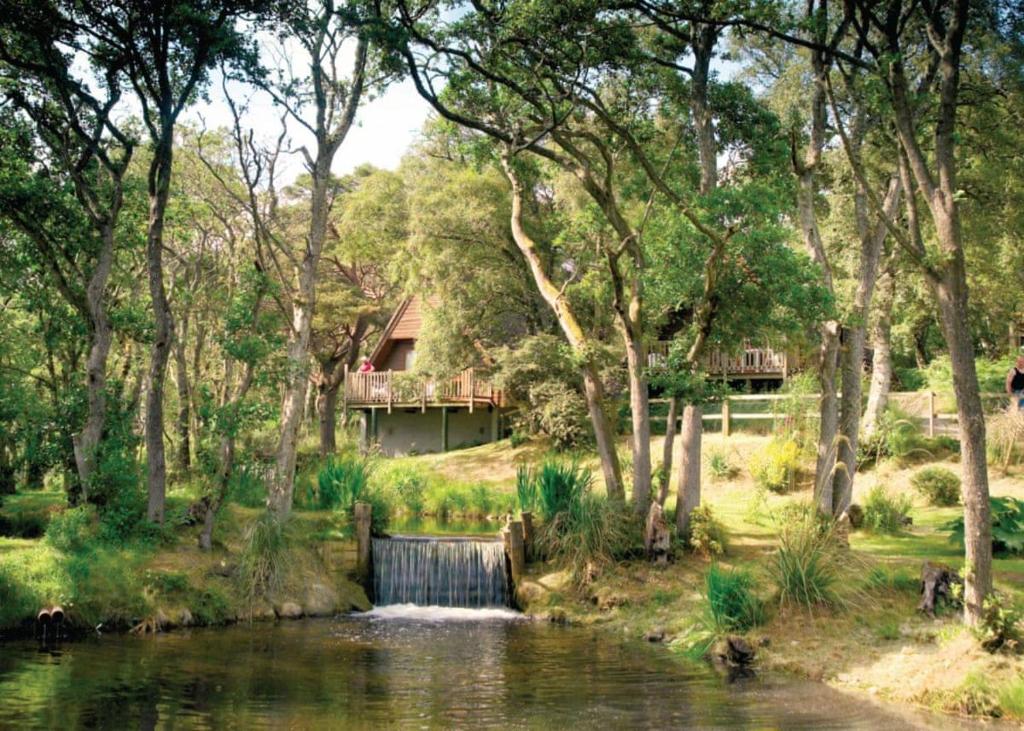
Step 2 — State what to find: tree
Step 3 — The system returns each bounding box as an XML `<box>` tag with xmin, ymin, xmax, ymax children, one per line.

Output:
<box><xmin>0</xmin><ymin>3</ymin><xmax>136</xmax><ymax>497</ymax></box>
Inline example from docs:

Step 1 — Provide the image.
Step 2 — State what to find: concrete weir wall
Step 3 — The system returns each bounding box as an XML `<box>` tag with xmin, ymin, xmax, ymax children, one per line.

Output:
<box><xmin>360</xmin><ymin>407</ymin><xmax>499</xmax><ymax>456</ymax></box>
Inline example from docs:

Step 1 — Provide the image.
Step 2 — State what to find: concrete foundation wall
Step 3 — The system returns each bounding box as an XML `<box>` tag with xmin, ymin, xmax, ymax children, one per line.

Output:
<box><xmin>360</xmin><ymin>406</ymin><xmax>503</xmax><ymax>456</ymax></box>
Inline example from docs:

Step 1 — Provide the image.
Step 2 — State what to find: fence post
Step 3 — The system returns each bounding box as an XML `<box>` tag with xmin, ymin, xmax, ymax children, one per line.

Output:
<box><xmin>520</xmin><ymin>511</ymin><xmax>534</xmax><ymax>562</ymax></box>
<box><xmin>469</xmin><ymin>369</ymin><xmax>475</xmax><ymax>413</ymax></box>
<box><xmin>928</xmin><ymin>391</ymin><xmax>936</xmax><ymax>437</ymax></box>
<box><xmin>722</xmin><ymin>396</ymin><xmax>731</xmax><ymax>437</ymax></box>
<box><xmin>354</xmin><ymin>501</ymin><xmax>372</xmax><ymax>591</ymax></box>
<box><xmin>503</xmin><ymin>520</ymin><xmax>526</xmax><ymax>585</ymax></box>
<box><xmin>387</xmin><ymin>370</ymin><xmax>393</xmax><ymax>413</ymax></box>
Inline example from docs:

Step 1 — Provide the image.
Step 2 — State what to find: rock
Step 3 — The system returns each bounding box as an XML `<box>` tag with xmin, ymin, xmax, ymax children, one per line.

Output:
<box><xmin>835</xmin><ymin>511</ymin><xmax>852</xmax><ymax>548</ymax></box>
<box><xmin>303</xmin><ymin>583</ymin><xmax>338</xmax><ymax>617</ymax></box>
<box><xmin>710</xmin><ymin>635</ymin><xmax>757</xmax><ymax>667</ymax></box>
<box><xmin>918</xmin><ymin>561</ymin><xmax>961</xmax><ymax>616</ymax></box>
<box><xmin>248</xmin><ymin>601</ymin><xmax>276</xmax><ymax>622</ymax></box>
<box><xmin>644</xmin><ymin>627</ymin><xmax>666</xmax><ymax>643</ymax></box>
<box><xmin>177</xmin><ymin>608</ymin><xmax>194</xmax><ymax>627</ymax></box>
<box><xmin>590</xmin><ymin>587</ymin><xmax>629</xmax><ymax>611</ymax></box>
<box><xmin>546</xmin><ymin>608</ymin><xmax>568</xmax><ymax>625</ymax></box>
<box><xmin>515</xmin><ymin>580</ymin><xmax>546</xmax><ymax>609</ymax></box>
<box><xmin>274</xmin><ymin>602</ymin><xmax>303</xmax><ymax>620</ymax></box>
<box><xmin>846</xmin><ymin>503</ymin><xmax>864</xmax><ymax>529</ymax></box>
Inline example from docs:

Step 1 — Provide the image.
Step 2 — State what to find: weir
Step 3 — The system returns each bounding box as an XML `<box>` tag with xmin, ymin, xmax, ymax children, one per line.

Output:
<box><xmin>371</xmin><ymin>536</ymin><xmax>511</xmax><ymax>608</ymax></box>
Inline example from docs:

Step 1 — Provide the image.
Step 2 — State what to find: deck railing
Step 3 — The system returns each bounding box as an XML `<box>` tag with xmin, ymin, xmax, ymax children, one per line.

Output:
<box><xmin>345</xmin><ymin>368</ymin><xmax>502</xmax><ymax>409</ymax></box>
<box><xmin>648</xmin><ymin>341</ymin><xmax>789</xmax><ymax>376</ymax></box>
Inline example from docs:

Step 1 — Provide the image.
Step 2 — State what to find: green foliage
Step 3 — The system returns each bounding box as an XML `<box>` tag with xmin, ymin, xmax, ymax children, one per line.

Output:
<box><xmin>517</xmin><ymin>460</ymin><xmax>594</xmax><ymax>522</ymax></box>
<box><xmin>769</xmin><ymin>503</ymin><xmax>841</xmax><ymax>610</ymax></box>
<box><xmin>748</xmin><ymin>438</ymin><xmax>801</xmax><ymax>493</ymax></box>
<box><xmin>974</xmin><ymin>593</ymin><xmax>1022</xmax><ymax>654</ymax></box>
<box><xmin>314</xmin><ymin>454</ymin><xmax>371</xmax><ymax>510</ymax></box>
<box><xmin>864</xmin><ymin>566</ymin><xmax>920</xmax><ymax>594</ymax></box>
<box><xmin>493</xmin><ymin>335</ymin><xmax>592</xmax><ymax>450</ymax></box>
<box><xmin>861</xmin><ymin>486</ymin><xmax>913</xmax><ymax>533</ymax></box>
<box><xmin>687</xmin><ymin>505</ymin><xmax>728</xmax><ymax>557</ymax></box>
<box><xmin>0</xmin><ymin>544</ymin><xmax>69</xmax><ymax>628</ymax></box>
<box><xmin>227</xmin><ymin>462</ymin><xmax>269</xmax><ymax>508</ymax></box>
<box><xmin>387</xmin><ymin>467</ymin><xmax>428</xmax><ymax>514</ymax></box>
<box><xmin>237</xmin><ymin>512</ymin><xmax>289</xmax><ymax>608</ymax></box>
<box><xmin>534</xmin><ymin>492</ymin><xmax>636</xmax><ymax>587</ymax></box>
<box><xmin>911</xmin><ymin>467</ymin><xmax>961</xmax><ymax>506</ymax></box>
<box><xmin>925</xmin><ymin>355</ymin><xmax>1011</xmax><ymax>396</ymax></box>
<box><xmin>705</xmin><ymin>448</ymin><xmax>738</xmax><ymax>481</ymax></box>
<box><xmin>45</xmin><ymin>505</ymin><xmax>97</xmax><ymax>552</ymax></box>
<box><xmin>703</xmin><ymin>564</ymin><xmax>766</xmax><ymax>633</ymax></box>
<box><xmin>946</xmin><ymin>497</ymin><xmax>1024</xmax><ymax>556</ymax></box>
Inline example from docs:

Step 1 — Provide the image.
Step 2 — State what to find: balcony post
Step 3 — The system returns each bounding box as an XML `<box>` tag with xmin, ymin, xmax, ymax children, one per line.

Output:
<box><xmin>469</xmin><ymin>369</ymin><xmax>475</xmax><ymax>413</ymax></box>
<box><xmin>441</xmin><ymin>406</ymin><xmax>449</xmax><ymax>452</ymax></box>
<box><xmin>387</xmin><ymin>370</ymin><xmax>393</xmax><ymax>414</ymax></box>
<box><xmin>722</xmin><ymin>396</ymin><xmax>731</xmax><ymax>437</ymax></box>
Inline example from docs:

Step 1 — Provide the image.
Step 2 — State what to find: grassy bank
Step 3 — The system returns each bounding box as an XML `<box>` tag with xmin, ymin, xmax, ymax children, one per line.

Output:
<box><xmin>0</xmin><ymin>493</ymin><xmax>369</xmax><ymax>638</ymax></box>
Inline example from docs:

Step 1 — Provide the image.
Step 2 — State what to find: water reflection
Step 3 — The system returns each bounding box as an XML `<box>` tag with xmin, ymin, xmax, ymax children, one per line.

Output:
<box><xmin>0</xmin><ymin>615</ymin><xmax>977</xmax><ymax>729</ymax></box>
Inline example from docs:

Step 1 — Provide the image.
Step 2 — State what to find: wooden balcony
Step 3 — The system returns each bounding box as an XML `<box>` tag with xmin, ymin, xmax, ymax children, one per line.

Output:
<box><xmin>647</xmin><ymin>341</ymin><xmax>791</xmax><ymax>378</ymax></box>
<box><xmin>345</xmin><ymin>368</ymin><xmax>504</xmax><ymax>411</ymax></box>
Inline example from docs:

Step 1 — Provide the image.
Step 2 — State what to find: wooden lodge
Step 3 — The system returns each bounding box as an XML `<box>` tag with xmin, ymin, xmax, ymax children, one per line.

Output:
<box><xmin>647</xmin><ymin>341</ymin><xmax>794</xmax><ymax>382</ymax></box>
<box><xmin>345</xmin><ymin>297</ymin><xmax>508</xmax><ymax>456</ymax></box>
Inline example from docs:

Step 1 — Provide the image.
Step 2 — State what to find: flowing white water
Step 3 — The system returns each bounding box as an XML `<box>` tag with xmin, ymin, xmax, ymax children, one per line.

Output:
<box><xmin>361</xmin><ymin>604</ymin><xmax>523</xmax><ymax>621</ymax></box>
<box><xmin>372</xmin><ymin>536</ymin><xmax>511</xmax><ymax>608</ymax></box>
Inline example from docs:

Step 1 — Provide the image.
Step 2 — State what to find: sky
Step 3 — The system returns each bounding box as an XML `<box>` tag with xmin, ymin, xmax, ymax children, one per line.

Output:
<box><xmin>185</xmin><ymin>51</ymin><xmax>434</xmax><ymax>184</ymax></box>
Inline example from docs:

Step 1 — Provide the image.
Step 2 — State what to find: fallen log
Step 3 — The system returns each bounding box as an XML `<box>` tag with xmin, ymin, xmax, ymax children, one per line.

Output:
<box><xmin>918</xmin><ymin>561</ymin><xmax>961</xmax><ymax>616</ymax></box>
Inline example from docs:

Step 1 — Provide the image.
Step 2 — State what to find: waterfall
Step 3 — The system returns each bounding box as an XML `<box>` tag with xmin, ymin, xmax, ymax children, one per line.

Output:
<box><xmin>372</xmin><ymin>536</ymin><xmax>511</xmax><ymax>608</ymax></box>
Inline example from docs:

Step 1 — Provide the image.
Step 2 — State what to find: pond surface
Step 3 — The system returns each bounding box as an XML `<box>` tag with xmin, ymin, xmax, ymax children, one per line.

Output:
<box><xmin>0</xmin><ymin>609</ymin><xmax>975</xmax><ymax>730</ymax></box>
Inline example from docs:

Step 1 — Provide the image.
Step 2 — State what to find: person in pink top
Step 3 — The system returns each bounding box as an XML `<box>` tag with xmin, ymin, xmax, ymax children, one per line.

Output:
<box><xmin>357</xmin><ymin>357</ymin><xmax>375</xmax><ymax>373</ymax></box>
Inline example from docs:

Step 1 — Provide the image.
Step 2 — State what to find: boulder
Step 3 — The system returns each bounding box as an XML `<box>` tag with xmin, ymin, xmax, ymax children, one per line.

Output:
<box><xmin>644</xmin><ymin>627</ymin><xmax>666</xmax><ymax>643</ymax></box>
<box><xmin>710</xmin><ymin>635</ymin><xmax>756</xmax><ymax>667</ymax></box>
<box><xmin>644</xmin><ymin>502</ymin><xmax>672</xmax><ymax>564</ymax></box>
<box><xmin>303</xmin><ymin>583</ymin><xmax>338</xmax><ymax>617</ymax></box>
<box><xmin>274</xmin><ymin>602</ymin><xmax>303</xmax><ymax>620</ymax></box>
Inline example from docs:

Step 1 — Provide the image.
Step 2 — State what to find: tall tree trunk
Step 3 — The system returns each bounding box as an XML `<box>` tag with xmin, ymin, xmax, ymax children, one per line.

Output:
<box><xmin>657</xmin><ymin>397</ymin><xmax>677</xmax><ymax>506</ymax></box>
<box><xmin>500</xmin><ymin>152</ymin><xmax>624</xmax><ymax>501</ymax></box>
<box><xmin>269</xmin><ymin>227</ymin><xmax>318</xmax><ymax>516</ymax></box>
<box><xmin>145</xmin><ymin>125</ymin><xmax>176</xmax><ymax>524</ymax></box>
<box><xmin>624</xmin><ymin>333</ymin><xmax>651</xmax><ymax>514</ymax></box>
<box><xmin>174</xmin><ymin>312</ymin><xmax>191</xmax><ymax>471</ymax></box>
<box><xmin>813</xmin><ymin>328</ymin><xmax>840</xmax><ymax>512</ymax></box>
<box><xmin>833</xmin><ymin>178</ymin><xmax>901</xmax><ymax>514</ymax></box>
<box><xmin>664</xmin><ymin>22</ymin><xmax>719</xmax><ymax>525</ymax></box>
<box><xmin>863</xmin><ymin>263</ymin><xmax>895</xmax><ymax>435</ymax></box>
<box><xmin>72</xmin><ymin>223</ymin><xmax>116</xmax><ymax>500</ymax></box>
<box><xmin>675</xmin><ymin>405</ymin><xmax>702</xmax><ymax>536</ymax></box>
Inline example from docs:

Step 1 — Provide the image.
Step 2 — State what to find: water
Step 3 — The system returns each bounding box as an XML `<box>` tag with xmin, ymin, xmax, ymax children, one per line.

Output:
<box><xmin>372</xmin><ymin>536</ymin><xmax>510</xmax><ymax>608</ymax></box>
<box><xmin>0</xmin><ymin>614</ymin><xmax>979</xmax><ymax>730</ymax></box>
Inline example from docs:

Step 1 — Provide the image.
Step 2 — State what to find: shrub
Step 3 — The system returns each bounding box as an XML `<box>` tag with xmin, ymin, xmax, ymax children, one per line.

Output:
<box><xmin>521</xmin><ymin>460</ymin><xmax>593</xmax><ymax>522</ymax></box>
<box><xmin>0</xmin><ymin>544</ymin><xmax>69</xmax><ymax>628</ymax></box>
<box><xmin>516</xmin><ymin>464</ymin><xmax>537</xmax><ymax>514</ymax></box>
<box><xmin>467</xmin><ymin>483</ymin><xmax>493</xmax><ymax>517</ymax></box>
<box><xmin>387</xmin><ymin>467</ymin><xmax>427</xmax><ymax>514</ymax></box>
<box><xmin>705</xmin><ymin>449</ymin><xmax>738</xmax><ymax>481</ymax></box>
<box><xmin>749</xmin><ymin>438</ymin><xmax>801</xmax><ymax>494</ymax></box>
<box><xmin>238</xmin><ymin>512</ymin><xmax>289</xmax><ymax>608</ymax></box>
<box><xmin>946</xmin><ymin>496</ymin><xmax>1024</xmax><ymax>556</ymax></box>
<box><xmin>45</xmin><ymin>505</ymin><xmax>98</xmax><ymax>552</ymax></box>
<box><xmin>861</xmin><ymin>485</ymin><xmax>912</xmax><ymax>533</ymax></box>
<box><xmin>314</xmin><ymin>454</ymin><xmax>372</xmax><ymax>511</ymax></box>
<box><xmin>96</xmin><ymin>479</ymin><xmax>149</xmax><ymax>545</ymax></box>
<box><xmin>687</xmin><ymin>504</ymin><xmax>728</xmax><ymax>557</ymax></box>
<box><xmin>534</xmin><ymin>492</ymin><xmax>636</xmax><ymax>586</ymax></box>
<box><xmin>528</xmin><ymin>381</ymin><xmax>592</xmax><ymax>450</ymax></box>
<box><xmin>769</xmin><ymin>503</ymin><xmax>841</xmax><ymax>609</ymax></box>
<box><xmin>911</xmin><ymin>466</ymin><xmax>960</xmax><ymax>506</ymax></box>
<box><xmin>227</xmin><ymin>462</ymin><xmax>269</xmax><ymax>508</ymax></box>
<box><xmin>974</xmin><ymin>592</ymin><xmax>1022</xmax><ymax>653</ymax></box>
<box><xmin>704</xmin><ymin>564</ymin><xmax>766</xmax><ymax>633</ymax></box>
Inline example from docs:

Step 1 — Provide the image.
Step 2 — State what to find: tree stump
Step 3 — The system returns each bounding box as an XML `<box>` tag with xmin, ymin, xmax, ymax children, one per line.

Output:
<box><xmin>918</xmin><ymin>561</ymin><xmax>961</xmax><ymax>616</ymax></box>
<box><xmin>644</xmin><ymin>501</ymin><xmax>671</xmax><ymax>564</ymax></box>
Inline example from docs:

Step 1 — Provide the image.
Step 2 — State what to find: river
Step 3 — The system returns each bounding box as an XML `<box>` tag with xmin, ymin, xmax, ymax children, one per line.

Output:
<box><xmin>0</xmin><ymin>607</ymin><xmax>976</xmax><ymax>729</ymax></box>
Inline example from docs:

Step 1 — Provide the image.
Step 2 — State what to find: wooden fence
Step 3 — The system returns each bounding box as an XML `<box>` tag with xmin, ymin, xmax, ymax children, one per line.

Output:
<box><xmin>651</xmin><ymin>391</ymin><xmax>1013</xmax><ymax>437</ymax></box>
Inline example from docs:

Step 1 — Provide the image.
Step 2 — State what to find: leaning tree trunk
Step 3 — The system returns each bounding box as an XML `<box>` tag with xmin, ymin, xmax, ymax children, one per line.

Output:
<box><xmin>145</xmin><ymin>126</ymin><xmax>176</xmax><ymax>524</ymax></box>
<box><xmin>615</xmin><ymin>290</ymin><xmax>652</xmax><ymax>515</ymax></box>
<box><xmin>863</xmin><ymin>267</ymin><xmax>895</xmax><ymax>435</ymax></box>
<box><xmin>675</xmin><ymin>404</ymin><xmax>702</xmax><ymax>536</ymax></box>
<box><xmin>832</xmin><ymin>178</ymin><xmax>900</xmax><ymax>515</ymax></box>
<box><xmin>501</xmin><ymin>153</ymin><xmax>624</xmax><ymax>501</ymax></box>
<box><xmin>269</xmin><ymin>250</ymin><xmax>317</xmax><ymax>516</ymax></box>
<box><xmin>657</xmin><ymin>397</ymin><xmax>678</xmax><ymax>506</ymax></box>
<box><xmin>72</xmin><ymin>223</ymin><xmax>116</xmax><ymax>499</ymax></box>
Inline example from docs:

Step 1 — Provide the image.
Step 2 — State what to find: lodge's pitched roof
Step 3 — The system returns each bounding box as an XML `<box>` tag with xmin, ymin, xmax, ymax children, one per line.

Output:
<box><xmin>368</xmin><ymin>295</ymin><xmax>438</xmax><ymax>367</ymax></box>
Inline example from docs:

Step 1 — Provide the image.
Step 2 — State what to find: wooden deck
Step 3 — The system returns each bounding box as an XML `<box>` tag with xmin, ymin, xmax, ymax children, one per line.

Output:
<box><xmin>345</xmin><ymin>368</ymin><xmax>504</xmax><ymax>410</ymax></box>
<box><xmin>648</xmin><ymin>342</ymin><xmax>791</xmax><ymax>378</ymax></box>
